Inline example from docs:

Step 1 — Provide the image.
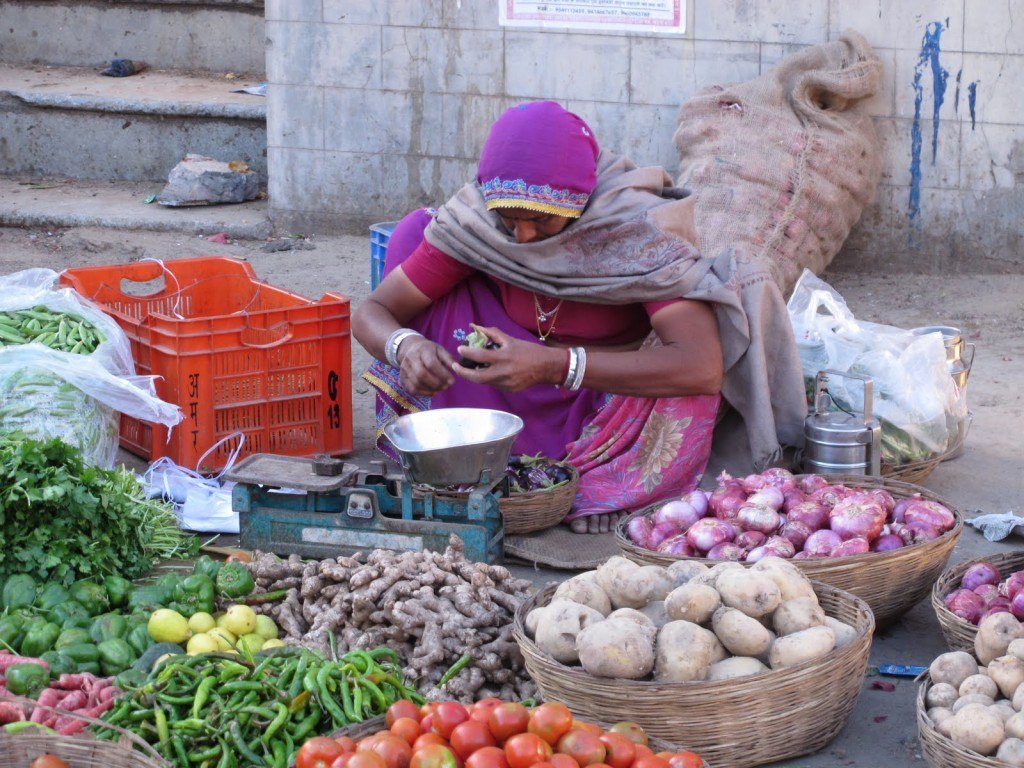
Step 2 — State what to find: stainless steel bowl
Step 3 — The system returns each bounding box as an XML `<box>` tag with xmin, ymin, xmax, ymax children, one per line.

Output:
<box><xmin>383</xmin><ymin>408</ymin><xmax>524</xmax><ymax>487</ymax></box>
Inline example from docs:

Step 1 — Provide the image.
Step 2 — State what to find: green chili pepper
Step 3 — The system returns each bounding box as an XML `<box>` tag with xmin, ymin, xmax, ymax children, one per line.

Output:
<box><xmin>262</xmin><ymin>702</ymin><xmax>290</xmax><ymax>745</ymax></box>
<box><xmin>192</xmin><ymin>674</ymin><xmax>218</xmax><ymax>718</ymax></box>
<box><xmin>172</xmin><ymin>733</ymin><xmax>190</xmax><ymax>767</ymax></box>
<box><xmin>230</xmin><ymin>721</ymin><xmax>265</xmax><ymax>766</ymax></box>
<box><xmin>154</xmin><ymin>706</ymin><xmax>170</xmax><ymax>755</ymax></box>
<box><xmin>438</xmin><ymin>653</ymin><xmax>473</xmax><ymax>686</ymax></box>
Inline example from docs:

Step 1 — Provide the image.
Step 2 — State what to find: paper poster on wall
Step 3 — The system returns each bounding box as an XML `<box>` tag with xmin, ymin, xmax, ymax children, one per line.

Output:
<box><xmin>499</xmin><ymin>0</ymin><xmax>686</xmax><ymax>34</ymax></box>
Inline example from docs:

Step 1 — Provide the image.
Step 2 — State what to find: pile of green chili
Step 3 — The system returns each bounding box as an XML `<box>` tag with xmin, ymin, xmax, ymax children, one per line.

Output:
<box><xmin>94</xmin><ymin>647</ymin><xmax>425</xmax><ymax>768</ymax></box>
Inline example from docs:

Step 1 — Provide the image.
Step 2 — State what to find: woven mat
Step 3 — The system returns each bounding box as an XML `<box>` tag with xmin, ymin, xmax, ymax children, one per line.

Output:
<box><xmin>504</xmin><ymin>525</ymin><xmax>619</xmax><ymax>570</ymax></box>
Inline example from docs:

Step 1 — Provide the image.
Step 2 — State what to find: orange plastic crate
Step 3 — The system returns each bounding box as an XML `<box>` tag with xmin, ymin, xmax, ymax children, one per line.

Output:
<box><xmin>60</xmin><ymin>256</ymin><xmax>352</xmax><ymax>473</ymax></box>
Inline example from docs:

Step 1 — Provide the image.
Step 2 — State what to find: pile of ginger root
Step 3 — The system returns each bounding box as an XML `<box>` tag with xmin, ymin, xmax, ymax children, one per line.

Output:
<box><xmin>245</xmin><ymin>536</ymin><xmax>539</xmax><ymax>702</ymax></box>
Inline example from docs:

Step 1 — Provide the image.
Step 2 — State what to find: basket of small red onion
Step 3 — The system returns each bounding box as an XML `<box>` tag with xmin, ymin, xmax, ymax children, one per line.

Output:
<box><xmin>614</xmin><ymin>469</ymin><xmax>963</xmax><ymax>626</ymax></box>
<box><xmin>931</xmin><ymin>551</ymin><xmax>1024</xmax><ymax>652</ymax></box>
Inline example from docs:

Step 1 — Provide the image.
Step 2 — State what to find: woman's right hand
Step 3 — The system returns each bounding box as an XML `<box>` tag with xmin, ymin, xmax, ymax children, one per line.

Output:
<box><xmin>397</xmin><ymin>336</ymin><xmax>456</xmax><ymax>396</ymax></box>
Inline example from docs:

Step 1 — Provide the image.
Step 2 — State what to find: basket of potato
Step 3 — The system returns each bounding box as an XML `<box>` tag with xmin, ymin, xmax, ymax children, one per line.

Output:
<box><xmin>514</xmin><ymin>555</ymin><xmax>874</xmax><ymax>768</ymax></box>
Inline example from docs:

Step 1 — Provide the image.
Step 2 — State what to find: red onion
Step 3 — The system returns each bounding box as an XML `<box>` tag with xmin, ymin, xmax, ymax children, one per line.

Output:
<box><xmin>681</xmin><ymin>489</ymin><xmax>709</xmax><ymax>517</ymax></box>
<box><xmin>804</xmin><ymin>529</ymin><xmax>843</xmax><ymax>557</ymax></box>
<box><xmin>973</xmin><ymin>584</ymin><xmax>1000</xmax><ymax>604</ymax></box>
<box><xmin>734</xmin><ymin>530</ymin><xmax>767</xmax><ymax>551</ymax></box>
<box><xmin>829</xmin><ymin>494</ymin><xmax>886</xmax><ymax>541</ymax></box>
<box><xmin>800</xmin><ymin>474</ymin><xmax>829</xmax><ymax>494</ymax></box>
<box><xmin>782</xmin><ymin>487</ymin><xmax>807</xmax><ymax>513</ymax></box>
<box><xmin>760</xmin><ymin>467</ymin><xmax>798</xmax><ymax>491</ymax></box>
<box><xmin>740</xmin><ymin>473</ymin><xmax>769</xmax><ymax>493</ymax></box>
<box><xmin>1002</xmin><ymin>572</ymin><xmax>1024</xmax><ymax>600</ymax></box>
<box><xmin>903</xmin><ymin>500</ymin><xmax>956</xmax><ymax>533</ymax></box>
<box><xmin>709</xmin><ymin>486</ymin><xmax>747</xmax><ymax>520</ymax></box>
<box><xmin>651</xmin><ymin>499</ymin><xmax>704</xmax><ymax>531</ymax></box>
<box><xmin>686</xmin><ymin>518</ymin><xmax>735</xmax><ymax>552</ymax></box>
<box><xmin>648</xmin><ymin>522</ymin><xmax>682</xmax><ymax>550</ymax></box>
<box><xmin>871</xmin><ymin>534</ymin><xmax>905</xmax><ymax>552</ymax></box>
<box><xmin>866</xmin><ymin>489</ymin><xmax>896</xmax><ymax>515</ymax></box>
<box><xmin>905</xmin><ymin>521</ymin><xmax>942</xmax><ymax>543</ymax></box>
<box><xmin>830</xmin><ymin>537</ymin><xmax>870</xmax><ymax>557</ymax></box>
<box><xmin>737</xmin><ymin>503</ymin><xmax>782</xmax><ymax>535</ymax></box>
<box><xmin>810</xmin><ymin>485</ymin><xmax>850</xmax><ymax>508</ymax></box>
<box><xmin>988</xmin><ymin>596</ymin><xmax>1013</xmax><ymax>614</ymax></box>
<box><xmin>656</xmin><ymin>534</ymin><xmax>696</xmax><ymax>557</ymax></box>
<box><xmin>982</xmin><ymin>603</ymin><xmax>1013</xmax><ymax>622</ymax></box>
<box><xmin>706</xmin><ymin>542</ymin><xmax>745</xmax><ymax>561</ymax></box>
<box><xmin>792</xmin><ymin>550</ymin><xmax>817</xmax><ymax>560</ymax></box>
<box><xmin>961</xmin><ymin>562</ymin><xmax>1002</xmax><ymax>591</ymax></box>
<box><xmin>779</xmin><ymin>520</ymin><xmax>813</xmax><ymax>550</ymax></box>
<box><xmin>888</xmin><ymin>522</ymin><xmax>916</xmax><ymax>546</ymax></box>
<box><xmin>762</xmin><ymin>535</ymin><xmax>796</xmax><ymax>559</ymax></box>
<box><xmin>744</xmin><ymin>545</ymin><xmax>771</xmax><ymax>563</ymax></box>
<box><xmin>787</xmin><ymin>501</ymin><xmax>831</xmax><ymax>531</ymax></box>
<box><xmin>944</xmin><ymin>588</ymin><xmax>985</xmax><ymax>624</ymax></box>
<box><xmin>626</xmin><ymin>515</ymin><xmax>654</xmax><ymax>548</ymax></box>
<box><xmin>889</xmin><ymin>496</ymin><xmax>918</xmax><ymax>524</ymax></box>
<box><xmin>746</xmin><ymin>486</ymin><xmax>785</xmax><ymax>511</ymax></box>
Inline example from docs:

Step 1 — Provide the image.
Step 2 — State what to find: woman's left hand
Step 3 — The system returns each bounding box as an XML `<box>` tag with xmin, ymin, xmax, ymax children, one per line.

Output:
<box><xmin>453</xmin><ymin>326</ymin><xmax>562</xmax><ymax>392</ymax></box>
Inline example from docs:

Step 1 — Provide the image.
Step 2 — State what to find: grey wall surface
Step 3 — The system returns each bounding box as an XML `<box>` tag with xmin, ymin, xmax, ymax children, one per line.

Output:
<box><xmin>266</xmin><ymin>0</ymin><xmax>1024</xmax><ymax>272</ymax></box>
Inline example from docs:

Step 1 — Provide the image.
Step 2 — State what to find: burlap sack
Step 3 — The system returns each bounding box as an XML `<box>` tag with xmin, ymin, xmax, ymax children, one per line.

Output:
<box><xmin>673</xmin><ymin>30</ymin><xmax>883</xmax><ymax>296</ymax></box>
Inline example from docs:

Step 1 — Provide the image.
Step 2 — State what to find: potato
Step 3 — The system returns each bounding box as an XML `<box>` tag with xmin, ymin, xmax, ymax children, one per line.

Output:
<box><xmin>948</xmin><ymin>703</ymin><xmax>1005</xmax><ymax>755</ymax></box>
<box><xmin>712</xmin><ymin>606</ymin><xmax>773</xmax><ymax>657</ymax></box>
<box><xmin>989</xmin><ymin>655</ymin><xmax>1024</xmax><ymax>699</ymax></box>
<box><xmin>768</xmin><ymin>625</ymin><xmax>835</xmax><ymax>669</ymax></box>
<box><xmin>607</xmin><ymin>607</ymin><xmax>657</xmax><ymax>631</ymax></box>
<box><xmin>691</xmin><ymin>561</ymin><xmax>745</xmax><ymax>589</ymax></box>
<box><xmin>997</xmin><ymin>738</ymin><xmax>1024</xmax><ymax>766</ymax></box>
<box><xmin>603</xmin><ymin>562</ymin><xmax>674</xmax><ymax>610</ymax></box>
<box><xmin>534</xmin><ymin>601</ymin><xmax>605</xmax><ymax>664</ymax></box>
<box><xmin>1015</xmin><ymin>682</ymin><xmax>1024</xmax><ymax>712</ymax></box>
<box><xmin>1007</xmin><ymin>711</ymin><xmax>1024</xmax><ymax>739</ymax></box>
<box><xmin>927</xmin><ymin>707</ymin><xmax>953</xmax><ymax>727</ymax></box>
<box><xmin>1009</xmin><ymin>638</ymin><xmax>1024</xmax><ymax>661</ymax></box>
<box><xmin>554</xmin><ymin>573</ymin><xmax>612</xmax><ymax>616</ymax></box>
<box><xmin>595</xmin><ymin>556</ymin><xmax>640</xmax><ymax>597</ymax></box>
<box><xmin>576</xmin><ymin>617</ymin><xmax>656</xmax><ymax>679</ymax></box>
<box><xmin>824</xmin><ymin>616</ymin><xmax>859</xmax><ymax>649</ymax></box>
<box><xmin>666</xmin><ymin>560</ymin><xmax>709</xmax><ymax>587</ymax></box>
<box><xmin>750</xmin><ymin>556</ymin><xmax>817</xmax><ymax>601</ymax></box>
<box><xmin>772</xmin><ymin>597</ymin><xmax>826</xmax><ymax>636</ymax></box>
<box><xmin>638</xmin><ymin>600</ymin><xmax>672</xmax><ymax>628</ymax></box>
<box><xmin>960</xmin><ymin>673</ymin><xmax>999</xmax><ymax>700</ymax></box>
<box><xmin>953</xmin><ymin>693</ymin><xmax>996</xmax><ymax>713</ymax></box>
<box><xmin>926</xmin><ymin>682</ymin><xmax>959</xmax><ymax>710</ymax></box>
<box><xmin>654</xmin><ymin>620</ymin><xmax>720</xmax><ymax>682</ymax></box>
<box><xmin>936</xmin><ymin>714</ymin><xmax>955</xmax><ymax>738</ymax></box>
<box><xmin>976</xmin><ymin>612</ymin><xmax>1024</xmax><ymax>665</ymax></box>
<box><xmin>992</xmin><ymin>700</ymin><xmax>1018</xmax><ymax>724</ymax></box>
<box><xmin>716</xmin><ymin>569</ymin><xmax>782</xmax><ymax>618</ymax></box>
<box><xmin>930</xmin><ymin>651</ymin><xmax>980</xmax><ymax>690</ymax></box>
<box><xmin>665</xmin><ymin>583</ymin><xmax>722</xmax><ymax>625</ymax></box>
<box><xmin>706</xmin><ymin>656</ymin><xmax>768</xmax><ymax>681</ymax></box>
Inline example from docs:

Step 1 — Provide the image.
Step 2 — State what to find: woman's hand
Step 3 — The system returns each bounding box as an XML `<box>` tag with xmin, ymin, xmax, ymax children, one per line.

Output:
<box><xmin>397</xmin><ymin>336</ymin><xmax>456</xmax><ymax>396</ymax></box>
<box><xmin>453</xmin><ymin>326</ymin><xmax>564</xmax><ymax>392</ymax></box>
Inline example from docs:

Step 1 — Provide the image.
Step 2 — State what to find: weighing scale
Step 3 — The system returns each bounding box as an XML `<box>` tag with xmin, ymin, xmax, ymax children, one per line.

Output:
<box><xmin>225</xmin><ymin>453</ymin><xmax>507</xmax><ymax>564</ymax></box>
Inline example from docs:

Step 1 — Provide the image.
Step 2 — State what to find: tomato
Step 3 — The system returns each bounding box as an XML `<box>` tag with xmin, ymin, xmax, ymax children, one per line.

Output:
<box><xmin>392</xmin><ymin>717</ymin><xmax>423</xmax><ymax>747</ymax></box>
<box><xmin>389</xmin><ymin>700</ymin><xmax>425</xmax><ymax>728</ymax></box>
<box><xmin>607</xmin><ymin>724</ymin><xmax>647</xmax><ymax>747</ymax></box>
<box><xmin>409</xmin><ymin>744</ymin><xmax>459</xmax><ymax>768</ymax></box>
<box><xmin>631</xmin><ymin>756</ymin><xmax>670</xmax><ymax>768</ymax></box>
<box><xmin>414</xmin><ymin>733</ymin><xmax>450</xmax><ymax>751</ymax></box>
<box><xmin>569</xmin><ymin>721</ymin><xmax>603</xmax><ymax>737</ymax></box>
<box><xmin>450</xmin><ymin>719</ymin><xmax>497</xmax><ymax>759</ymax></box>
<box><xmin>359</xmin><ymin>734</ymin><xmax>389</xmax><ymax>752</ymax></box>
<box><xmin>298</xmin><ymin>737</ymin><xmax>348</xmax><ymax>768</ymax></box>
<box><xmin>365</xmin><ymin>735</ymin><xmax>414</xmax><ymax>768</ymax></box>
<box><xmin>331</xmin><ymin>756</ymin><xmax>357</xmax><ymax>768</ymax></box>
<box><xmin>465</xmin><ymin>746</ymin><xmax>510</xmax><ymax>768</ymax></box>
<box><xmin>336</xmin><ymin>737</ymin><xmax>359</xmax><ymax>753</ymax></box>
<box><xmin>432</xmin><ymin>702</ymin><xmax>471</xmax><ymax>740</ymax></box>
<box><xmin>347</xmin><ymin>754</ymin><xmax>389</xmax><ymax>768</ymax></box>
<box><xmin>598</xmin><ymin>733</ymin><xmax>636</xmax><ymax>768</ymax></box>
<box><xmin>488</xmin><ymin>702</ymin><xmax>531</xmax><ymax>743</ymax></box>
<box><xmin>548</xmin><ymin>754</ymin><xmax>580</xmax><ymax>768</ymax></box>
<box><xmin>631</xmin><ymin>746</ymin><xmax>654</xmax><ymax>762</ymax></box>
<box><xmin>555</xmin><ymin>730</ymin><xmax>606</xmax><ymax>768</ymax></box>
<box><xmin>31</xmin><ymin>758</ymin><xmax>70</xmax><ymax>768</ymax></box>
<box><xmin>664</xmin><ymin>754</ymin><xmax>702</xmax><ymax>768</ymax></box>
<box><xmin>422</xmin><ymin>702</ymin><xmax>442</xmax><ymax>719</ymax></box>
<box><xmin>471</xmin><ymin>698</ymin><xmax>505</xmax><ymax>722</ymax></box>
<box><xmin>504</xmin><ymin>732</ymin><xmax>553</xmax><ymax>768</ymax></box>
<box><xmin>421</xmin><ymin>715</ymin><xmax>435</xmax><ymax>734</ymax></box>
<box><xmin>527</xmin><ymin>703</ymin><xmax>574</xmax><ymax>746</ymax></box>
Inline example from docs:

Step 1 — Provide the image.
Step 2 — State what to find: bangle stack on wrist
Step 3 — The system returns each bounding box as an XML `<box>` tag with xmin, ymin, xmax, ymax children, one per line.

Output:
<box><xmin>562</xmin><ymin>346</ymin><xmax>587</xmax><ymax>391</ymax></box>
<box><xmin>384</xmin><ymin>328</ymin><xmax>423</xmax><ymax>367</ymax></box>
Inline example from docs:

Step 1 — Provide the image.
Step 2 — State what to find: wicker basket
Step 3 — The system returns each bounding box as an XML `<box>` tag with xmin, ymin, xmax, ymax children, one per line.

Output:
<box><xmin>514</xmin><ymin>581</ymin><xmax>874</xmax><ymax>768</ymax></box>
<box><xmin>917</xmin><ymin>673</ymin><xmax>1004</xmax><ymax>768</ymax></box>
<box><xmin>0</xmin><ymin>695</ymin><xmax>171</xmax><ymax>768</ymax></box>
<box><xmin>882</xmin><ymin>427</ymin><xmax>966</xmax><ymax>485</ymax></box>
<box><xmin>931</xmin><ymin>550</ymin><xmax>1024</xmax><ymax>652</ymax></box>
<box><xmin>615</xmin><ymin>475</ymin><xmax>963</xmax><ymax>627</ymax></box>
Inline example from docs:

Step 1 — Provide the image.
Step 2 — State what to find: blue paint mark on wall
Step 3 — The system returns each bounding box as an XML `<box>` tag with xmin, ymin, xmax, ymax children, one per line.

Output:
<box><xmin>967</xmin><ymin>81</ymin><xmax>979</xmax><ymax>130</ymax></box>
<box><xmin>909</xmin><ymin>21</ymin><xmax>949</xmax><ymax>223</ymax></box>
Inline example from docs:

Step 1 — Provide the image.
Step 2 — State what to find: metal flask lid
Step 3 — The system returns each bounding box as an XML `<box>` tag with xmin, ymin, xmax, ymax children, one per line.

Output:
<box><xmin>804</xmin><ymin>370</ymin><xmax>882</xmax><ymax>475</ymax></box>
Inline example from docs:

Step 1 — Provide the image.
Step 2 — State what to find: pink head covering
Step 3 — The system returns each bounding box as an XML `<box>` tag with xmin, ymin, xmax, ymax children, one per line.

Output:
<box><xmin>476</xmin><ymin>101</ymin><xmax>600</xmax><ymax>219</ymax></box>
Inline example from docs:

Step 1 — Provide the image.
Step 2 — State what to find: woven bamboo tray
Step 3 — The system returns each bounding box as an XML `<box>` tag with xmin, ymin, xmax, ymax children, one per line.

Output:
<box><xmin>514</xmin><ymin>581</ymin><xmax>874</xmax><ymax>768</ymax></box>
<box><xmin>917</xmin><ymin>673</ymin><xmax>1006</xmax><ymax>768</ymax></box>
<box><xmin>0</xmin><ymin>695</ymin><xmax>171</xmax><ymax>768</ymax></box>
<box><xmin>931</xmin><ymin>550</ymin><xmax>1024</xmax><ymax>652</ymax></box>
<box><xmin>615</xmin><ymin>475</ymin><xmax>963</xmax><ymax>627</ymax></box>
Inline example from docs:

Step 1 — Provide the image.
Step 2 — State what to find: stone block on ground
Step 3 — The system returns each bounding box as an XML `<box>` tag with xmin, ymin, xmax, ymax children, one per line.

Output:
<box><xmin>157</xmin><ymin>153</ymin><xmax>260</xmax><ymax>207</ymax></box>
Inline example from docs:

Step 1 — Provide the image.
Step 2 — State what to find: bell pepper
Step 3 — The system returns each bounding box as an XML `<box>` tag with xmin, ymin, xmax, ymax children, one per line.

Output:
<box><xmin>155</xmin><ymin>573</ymin><xmax>184</xmax><ymax>599</ymax></box>
<box><xmin>60</xmin><ymin>642</ymin><xmax>100</xmax><ymax>666</ymax></box>
<box><xmin>170</xmin><ymin>574</ymin><xmax>216</xmax><ymax>618</ymax></box>
<box><xmin>215</xmin><ymin>562</ymin><xmax>255</xmax><ymax>599</ymax></box>
<box><xmin>51</xmin><ymin>601</ymin><xmax>91</xmax><ymax>629</ymax></box>
<box><xmin>97</xmin><ymin>637</ymin><xmax>136</xmax><ymax>676</ymax></box>
<box><xmin>126</xmin><ymin>623</ymin><xmax>154</xmax><ymax>656</ymax></box>
<box><xmin>127</xmin><ymin>585</ymin><xmax>169</xmax><ymax>614</ymax></box>
<box><xmin>103</xmin><ymin>575</ymin><xmax>134</xmax><ymax>609</ymax></box>
<box><xmin>89</xmin><ymin>614</ymin><xmax>128</xmax><ymax>644</ymax></box>
<box><xmin>0</xmin><ymin>614</ymin><xmax>25</xmax><ymax>651</ymax></box>
<box><xmin>192</xmin><ymin>555</ymin><xmax>224</xmax><ymax>581</ymax></box>
<box><xmin>115</xmin><ymin>667</ymin><xmax>148</xmax><ymax>691</ymax></box>
<box><xmin>2</xmin><ymin>574</ymin><xmax>38</xmax><ymax>610</ymax></box>
<box><xmin>35</xmin><ymin>582</ymin><xmax>71</xmax><ymax>611</ymax></box>
<box><xmin>20</xmin><ymin>620</ymin><xmax>61</xmax><ymax>657</ymax></box>
<box><xmin>68</xmin><ymin>579</ymin><xmax>109</xmax><ymax>616</ymax></box>
<box><xmin>5</xmin><ymin>663</ymin><xmax>49</xmax><ymax>697</ymax></box>
<box><xmin>55</xmin><ymin>627</ymin><xmax>92</xmax><ymax>650</ymax></box>
<box><xmin>41</xmin><ymin>650</ymin><xmax>77</xmax><ymax>678</ymax></box>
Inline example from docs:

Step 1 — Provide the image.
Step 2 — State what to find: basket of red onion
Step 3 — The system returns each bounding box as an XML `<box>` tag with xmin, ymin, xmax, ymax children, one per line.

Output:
<box><xmin>615</xmin><ymin>469</ymin><xmax>963</xmax><ymax>626</ymax></box>
<box><xmin>931</xmin><ymin>551</ymin><xmax>1024</xmax><ymax>652</ymax></box>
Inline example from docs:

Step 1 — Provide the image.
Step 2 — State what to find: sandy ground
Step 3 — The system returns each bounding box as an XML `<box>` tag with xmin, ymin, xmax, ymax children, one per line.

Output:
<box><xmin>2</xmin><ymin>223</ymin><xmax>1023</xmax><ymax>767</ymax></box>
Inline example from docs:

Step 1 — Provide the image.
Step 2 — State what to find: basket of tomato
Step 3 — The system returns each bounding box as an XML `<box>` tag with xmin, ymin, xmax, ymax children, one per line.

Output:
<box><xmin>292</xmin><ymin>699</ymin><xmax>707</xmax><ymax>768</ymax></box>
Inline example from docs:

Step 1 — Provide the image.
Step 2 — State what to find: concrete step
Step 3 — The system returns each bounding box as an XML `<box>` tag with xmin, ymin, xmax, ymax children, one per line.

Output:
<box><xmin>0</xmin><ymin>0</ymin><xmax>265</xmax><ymax>75</ymax></box>
<box><xmin>0</xmin><ymin>64</ymin><xmax>267</xmax><ymax>184</ymax></box>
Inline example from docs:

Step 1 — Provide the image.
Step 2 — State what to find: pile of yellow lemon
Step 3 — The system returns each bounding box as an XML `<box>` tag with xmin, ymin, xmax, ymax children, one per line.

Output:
<box><xmin>147</xmin><ymin>603</ymin><xmax>282</xmax><ymax>657</ymax></box>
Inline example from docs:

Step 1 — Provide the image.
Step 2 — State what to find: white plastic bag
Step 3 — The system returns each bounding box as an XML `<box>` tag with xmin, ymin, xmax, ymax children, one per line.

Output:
<box><xmin>787</xmin><ymin>269</ymin><xmax>963</xmax><ymax>465</ymax></box>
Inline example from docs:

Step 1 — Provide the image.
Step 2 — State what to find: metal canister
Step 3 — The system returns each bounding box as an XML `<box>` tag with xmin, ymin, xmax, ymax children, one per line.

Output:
<box><xmin>911</xmin><ymin>325</ymin><xmax>974</xmax><ymax>391</ymax></box>
<box><xmin>803</xmin><ymin>370</ymin><xmax>882</xmax><ymax>476</ymax></box>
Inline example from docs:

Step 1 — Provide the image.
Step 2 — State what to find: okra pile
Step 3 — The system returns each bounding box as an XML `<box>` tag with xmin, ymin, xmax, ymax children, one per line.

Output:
<box><xmin>0</xmin><ymin>306</ymin><xmax>105</xmax><ymax>355</ymax></box>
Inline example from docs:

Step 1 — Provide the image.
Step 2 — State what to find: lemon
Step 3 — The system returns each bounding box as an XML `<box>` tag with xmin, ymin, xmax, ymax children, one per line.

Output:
<box><xmin>208</xmin><ymin>627</ymin><xmax>237</xmax><ymax>651</ymax></box>
<box><xmin>186</xmin><ymin>633</ymin><xmax>221</xmax><ymax>655</ymax></box>
<box><xmin>214</xmin><ymin>612</ymin><xmax>230</xmax><ymax>629</ymax></box>
<box><xmin>253</xmin><ymin>615</ymin><xmax>279</xmax><ymax>641</ymax></box>
<box><xmin>261</xmin><ymin>638</ymin><xmax>285</xmax><ymax>650</ymax></box>
<box><xmin>148</xmin><ymin>609</ymin><xmax>191</xmax><ymax>644</ymax></box>
<box><xmin>188</xmin><ymin>612</ymin><xmax>217</xmax><ymax>634</ymax></box>
<box><xmin>223</xmin><ymin>604</ymin><xmax>257</xmax><ymax>637</ymax></box>
<box><xmin>237</xmin><ymin>633</ymin><xmax>265</xmax><ymax>656</ymax></box>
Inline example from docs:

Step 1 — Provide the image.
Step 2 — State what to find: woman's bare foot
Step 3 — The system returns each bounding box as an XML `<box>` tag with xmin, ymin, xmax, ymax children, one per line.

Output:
<box><xmin>568</xmin><ymin>512</ymin><xmax>622</xmax><ymax>534</ymax></box>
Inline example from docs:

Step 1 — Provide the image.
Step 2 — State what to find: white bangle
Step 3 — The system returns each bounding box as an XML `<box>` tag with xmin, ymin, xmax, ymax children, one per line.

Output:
<box><xmin>563</xmin><ymin>347</ymin><xmax>579</xmax><ymax>388</ymax></box>
<box><xmin>569</xmin><ymin>347</ymin><xmax>587</xmax><ymax>391</ymax></box>
<box><xmin>385</xmin><ymin>328</ymin><xmax>423</xmax><ymax>367</ymax></box>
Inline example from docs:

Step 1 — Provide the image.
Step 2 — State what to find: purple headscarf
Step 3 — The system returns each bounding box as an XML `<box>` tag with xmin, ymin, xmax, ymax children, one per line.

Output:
<box><xmin>476</xmin><ymin>101</ymin><xmax>600</xmax><ymax>219</ymax></box>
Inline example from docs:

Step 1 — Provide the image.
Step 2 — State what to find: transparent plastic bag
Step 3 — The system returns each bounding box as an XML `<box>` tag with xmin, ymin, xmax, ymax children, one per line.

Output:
<box><xmin>787</xmin><ymin>269</ymin><xmax>964</xmax><ymax>465</ymax></box>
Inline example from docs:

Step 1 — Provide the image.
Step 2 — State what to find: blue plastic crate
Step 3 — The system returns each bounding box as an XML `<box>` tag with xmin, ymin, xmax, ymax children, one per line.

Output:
<box><xmin>369</xmin><ymin>221</ymin><xmax>398</xmax><ymax>290</ymax></box>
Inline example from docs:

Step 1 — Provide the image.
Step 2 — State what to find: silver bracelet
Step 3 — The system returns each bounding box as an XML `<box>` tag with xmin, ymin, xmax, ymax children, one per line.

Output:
<box><xmin>562</xmin><ymin>347</ymin><xmax>579</xmax><ymax>388</ymax></box>
<box><xmin>385</xmin><ymin>328</ymin><xmax>423</xmax><ymax>367</ymax></box>
<box><xmin>569</xmin><ymin>347</ymin><xmax>587</xmax><ymax>391</ymax></box>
